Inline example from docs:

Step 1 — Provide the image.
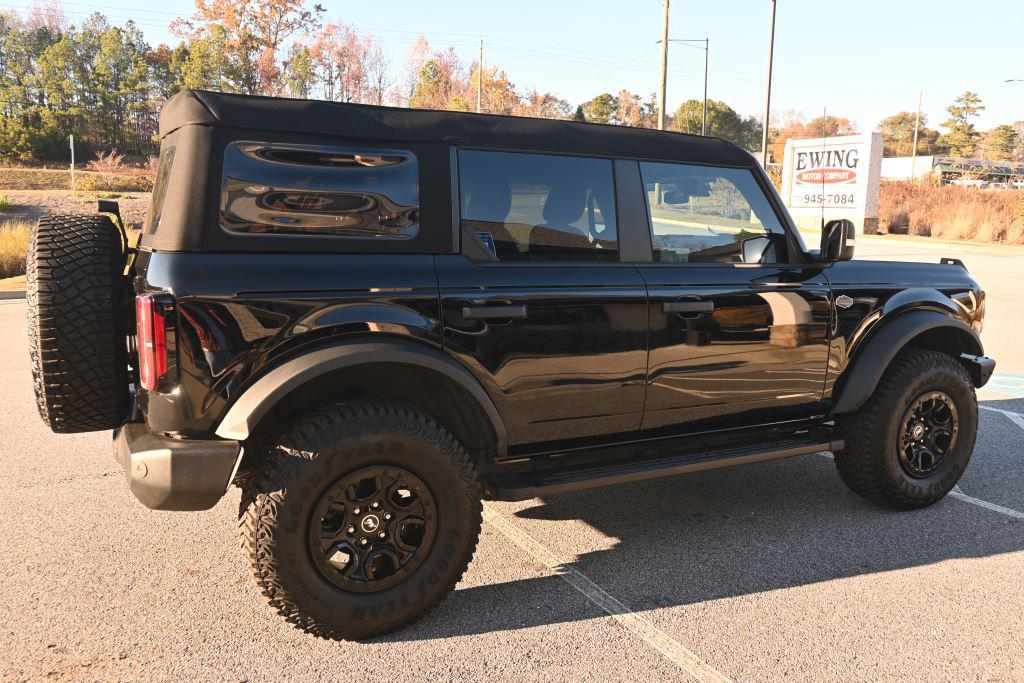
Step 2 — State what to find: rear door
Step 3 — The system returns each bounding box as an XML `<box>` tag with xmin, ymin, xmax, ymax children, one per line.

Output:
<box><xmin>437</xmin><ymin>149</ymin><xmax>648</xmax><ymax>447</ymax></box>
<box><xmin>631</xmin><ymin>160</ymin><xmax>832</xmax><ymax>431</ymax></box>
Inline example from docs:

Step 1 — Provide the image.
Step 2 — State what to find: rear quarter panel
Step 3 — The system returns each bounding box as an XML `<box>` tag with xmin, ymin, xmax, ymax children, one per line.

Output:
<box><xmin>135</xmin><ymin>251</ymin><xmax>441</xmax><ymax>436</ymax></box>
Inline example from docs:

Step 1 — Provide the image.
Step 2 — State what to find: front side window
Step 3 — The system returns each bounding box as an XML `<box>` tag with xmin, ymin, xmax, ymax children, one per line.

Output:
<box><xmin>220</xmin><ymin>142</ymin><xmax>419</xmax><ymax>239</ymax></box>
<box><xmin>459</xmin><ymin>150</ymin><xmax>618</xmax><ymax>261</ymax></box>
<box><xmin>640</xmin><ymin>162</ymin><xmax>787</xmax><ymax>264</ymax></box>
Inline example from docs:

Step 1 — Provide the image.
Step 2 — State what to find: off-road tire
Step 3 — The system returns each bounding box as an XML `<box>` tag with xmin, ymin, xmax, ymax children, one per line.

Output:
<box><xmin>241</xmin><ymin>401</ymin><xmax>483</xmax><ymax>640</ymax></box>
<box><xmin>835</xmin><ymin>348</ymin><xmax>977</xmax><ymax>510</ymax></box>
<box><xmin>26</xmin><ymin>215</ymin><xmax>129</xmax><ymax>433</ymax></box>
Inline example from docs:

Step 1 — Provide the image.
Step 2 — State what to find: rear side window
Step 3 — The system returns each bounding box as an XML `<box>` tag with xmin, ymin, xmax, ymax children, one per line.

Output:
<box><xmin>640</xmin><ymin>162</ymin><xmax>786</xmax><ymax>264</ymax></box>
<box><xmin>220</xmin><ymin>142</ymin><xmax>419</xmax><ymax>239</ymax></box>
<box><xmin>144</xmin><ymin>146</ymin><xmax>175</xmax><ymax>235</ymax></box>
<box><xmin>459</xmin><ymin>150</ymin><xmax>618</xmax><ymax>261</ymax></box>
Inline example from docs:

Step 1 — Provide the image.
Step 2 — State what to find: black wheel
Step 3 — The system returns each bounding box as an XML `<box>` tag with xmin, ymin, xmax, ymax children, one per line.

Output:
<box><xmin>241</xmin><ymin>401</ymin><xmax>482</xmax><ymax>640</ymax></box>
<box><xmin>26</xmin><ymin>215</ymin><xmax>129</xmax><ymax>433</ymax></box>
<box><xmin>835</xmin><ymin>348</ymin><xmax>978</xmax><ymax>509</ymax></box>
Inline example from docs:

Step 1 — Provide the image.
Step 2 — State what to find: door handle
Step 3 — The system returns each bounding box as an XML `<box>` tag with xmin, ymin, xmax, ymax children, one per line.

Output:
<box><xmin>663</xmin><ymin>301</ymin><xmax>715</xmax><ymax>314</ymax></box>
<box><xmin>462</xmin><ymin>304</ymin><xmax>528</xmax><ymax>320</ymax></box>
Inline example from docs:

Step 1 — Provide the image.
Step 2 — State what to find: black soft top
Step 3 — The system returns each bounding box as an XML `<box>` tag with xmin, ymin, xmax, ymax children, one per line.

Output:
<box><xmin>160</xmin><ymin>90</ymin><xmax>755</xmax><ymax>167</ymax></box>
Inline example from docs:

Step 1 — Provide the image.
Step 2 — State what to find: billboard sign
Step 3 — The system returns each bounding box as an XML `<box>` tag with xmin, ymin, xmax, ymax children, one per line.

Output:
<box><xmin>781</xmin><ymin>132</ymin><xmax>883</xmax><ymax>233</ymax></box>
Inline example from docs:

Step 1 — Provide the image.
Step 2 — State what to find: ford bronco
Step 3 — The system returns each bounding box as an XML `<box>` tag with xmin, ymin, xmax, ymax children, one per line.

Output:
<box><xmin>26</xmin><ymin>90</ymin><xmax>995</xmax><ymax>640</ymax></box>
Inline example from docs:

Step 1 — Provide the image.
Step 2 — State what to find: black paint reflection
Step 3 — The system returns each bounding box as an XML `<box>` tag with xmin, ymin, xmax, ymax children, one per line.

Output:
<box><xmin>220</xmin><ymin>142</ymin><xmax>419</xmax><ymax>238</ymax></box>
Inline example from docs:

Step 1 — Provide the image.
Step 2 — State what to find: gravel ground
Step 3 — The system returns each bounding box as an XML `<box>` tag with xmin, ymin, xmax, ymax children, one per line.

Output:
<box><xmin>0</xmin><ymin>191</ymin><xmax>151</xmax><ymax>229</ymax></box>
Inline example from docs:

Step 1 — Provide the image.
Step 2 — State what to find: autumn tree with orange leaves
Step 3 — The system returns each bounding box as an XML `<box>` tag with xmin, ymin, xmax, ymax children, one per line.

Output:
<box><xmin>172</xmin><ymin>0</ymin><xmax>324</xmax><ymax>95</ymax></box>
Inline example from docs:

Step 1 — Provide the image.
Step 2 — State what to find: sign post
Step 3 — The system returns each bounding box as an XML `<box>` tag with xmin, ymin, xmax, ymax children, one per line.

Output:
<box><xmin>781</xmin><ymin>132</ymin><xmax>883</xmax><ymax>234</ymax></box>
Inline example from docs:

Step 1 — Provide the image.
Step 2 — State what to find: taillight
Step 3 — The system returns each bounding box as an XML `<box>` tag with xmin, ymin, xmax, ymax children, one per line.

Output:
<box><xmin>135</xmin><ymin>294</ymin><xmax>168</xmax><ymax>391</ymax></box>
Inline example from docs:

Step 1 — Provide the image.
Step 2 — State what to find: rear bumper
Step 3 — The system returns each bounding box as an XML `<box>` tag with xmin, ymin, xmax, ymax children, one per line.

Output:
<box><xmin>960</xmin><ymin>354</ymin><xmax>996</xmax><ymax>388</ymax></box>
<box><xmin>114</xmin><ymin>423</ymin><xmax>240</xmax><ymax>511</ymax></box>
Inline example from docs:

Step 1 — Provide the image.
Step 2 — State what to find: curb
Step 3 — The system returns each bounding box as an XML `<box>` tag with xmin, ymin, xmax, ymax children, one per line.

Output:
<box><xmin>0</xmin><ymin>291</ymin><xmax>26</xmax><ymax>300</ymax></box>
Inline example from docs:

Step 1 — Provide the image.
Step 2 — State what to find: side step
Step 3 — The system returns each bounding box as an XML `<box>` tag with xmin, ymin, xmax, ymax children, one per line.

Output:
<box><xmin>490</xmin><ymin>434</ymin><xmax>843</xmax><ymax>501</ymax></box>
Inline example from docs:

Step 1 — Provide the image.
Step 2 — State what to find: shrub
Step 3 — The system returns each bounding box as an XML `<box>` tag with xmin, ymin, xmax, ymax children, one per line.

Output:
<box><xmin>879</xmin><ymin>181</ymin><xmax>1024</xmax><ymax>244</ymax></box>
<box><xmin>86</xmin><ymin>149</ymin><xmax>128</xmax><ymax>178</ymax></box>
<box><xmin>76</xmin><ymin>173</ymin><xmax>153</xmax><ymax>193</ymax></box>
<box><xmin>0</xmin><ymin>195</ymin><xmax>9</xmax><ymax>211</ymax></box>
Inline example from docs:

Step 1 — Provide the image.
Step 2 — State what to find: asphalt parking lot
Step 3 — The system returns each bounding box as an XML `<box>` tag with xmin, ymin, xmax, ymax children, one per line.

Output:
<box><xmin>2</xmin><ymin>236</ymin><xmax>1023</xmax><ymax>682</ymax></box>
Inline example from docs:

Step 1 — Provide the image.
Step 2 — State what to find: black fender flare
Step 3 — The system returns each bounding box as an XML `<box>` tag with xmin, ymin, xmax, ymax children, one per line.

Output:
<box><xmin>830</xmin><ymin>309</ymin><xmax>984</xmax><ymax>415</ymax></box>
<box><xmin>214</xmin><ymin>339</ymin><xmax>507</xmax><ymax>457</ymax></box>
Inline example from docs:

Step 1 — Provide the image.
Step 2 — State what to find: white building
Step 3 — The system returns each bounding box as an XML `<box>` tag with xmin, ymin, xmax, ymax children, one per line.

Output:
<box><xmin>881</xmin><ymin>156</ymin><xmax>936</xmax><ymax>180</ymax></box>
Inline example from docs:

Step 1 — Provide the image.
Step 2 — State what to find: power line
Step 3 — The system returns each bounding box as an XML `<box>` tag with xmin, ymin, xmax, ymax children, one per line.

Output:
<box><xmin>0</xmin><ymin>2</ymin><xmax>926</xmax><ymax>102</ymax></box>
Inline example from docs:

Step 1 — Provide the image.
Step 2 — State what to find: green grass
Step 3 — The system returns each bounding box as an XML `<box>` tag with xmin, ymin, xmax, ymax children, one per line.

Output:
<box><xmin>0</xmin><ymin>194</ymin><xmax>9</xmax><ymax>211</ymax></box>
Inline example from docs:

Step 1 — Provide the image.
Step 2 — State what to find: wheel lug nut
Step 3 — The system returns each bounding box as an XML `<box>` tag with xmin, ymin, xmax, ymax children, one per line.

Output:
<box><xmin>378</xmin><ymin>531</ymin><xmax>386</xmax><ymax>538</ymax></box>
<box><xmin>371</xmin><ymin>500</ymin><xmax>380</xmax><ymax>509</ymax></box>
<box><xmin>353</xmin><ymin>507</ymin><xmax>361</xmax><ymax>515</ymax></box>
<box><xmin>384</xmin><ymin>513</ymin><xmax>392</xmax><ymax>520</ymax></box>
<box><xmin>347</xmin><ymin>526</ymin><xmax>355</xmax><ymax>534</ymax></box>
<box><xmin>359</xmin><ymin>538</ymin><xmax>368</xmax><ymax>546</ymax></box>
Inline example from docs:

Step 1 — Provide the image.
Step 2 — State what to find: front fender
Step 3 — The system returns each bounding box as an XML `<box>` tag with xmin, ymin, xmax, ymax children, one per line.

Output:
<box><xmin>831</xmin><ymin>309</ymin><xmax>984</xmax><ymax>415</ymax></box>
<box><xmin>214</xmin><ymin>338</ymin><xmax>507</xmax><ymax>457</ymax></box>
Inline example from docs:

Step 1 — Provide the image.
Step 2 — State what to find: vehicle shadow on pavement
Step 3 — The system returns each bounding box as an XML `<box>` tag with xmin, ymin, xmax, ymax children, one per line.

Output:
<box><xmin>387</xmin><ymin>417</ymin><xmax>1024</xmax><ymax>642</ymax></box>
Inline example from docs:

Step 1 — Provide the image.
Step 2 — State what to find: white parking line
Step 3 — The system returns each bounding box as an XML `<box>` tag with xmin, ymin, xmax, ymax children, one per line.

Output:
<box><xmin>949</xmin><ymin>486</ymin><xmax>1024</xmax><ymax>520</ymax></box>
<box><xmin>819</xmin><ymin>453</ymin><xmax>1024</xmax><ymax>521</ymax></box>
<box><xmin>979</xmin><ymin>404</ymin><xmax>1024</xmax><ymax>431</ymax></box>
<box><xmin>483</xmin><ymin>506</ymin><xmax>732</xmax><ymax>683</ymax></box>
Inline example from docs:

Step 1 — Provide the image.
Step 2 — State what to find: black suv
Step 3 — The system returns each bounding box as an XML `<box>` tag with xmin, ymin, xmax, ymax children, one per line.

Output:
<box><xmin>27</xmin><ymin>90</ymin><xmax>995</xmax><ymax>640</ymax></box>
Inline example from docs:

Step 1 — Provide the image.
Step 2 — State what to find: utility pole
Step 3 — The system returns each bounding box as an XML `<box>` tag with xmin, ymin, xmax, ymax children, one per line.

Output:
<box><xmin>69</xmin><ymin>134</ymin><xmax>75</xmax><ymax>193</ymax></box>
<box><xmin>657</xmin><ymin>0</ymin><xmax>670</xmax><ymax>130</ymax></box>
<box><xmin>701</xmin><ymin>39</ymin><xmax>709</xmax><ymax>135</ymax></box>
<box><xmin>662</xmin><ymin>38</ymin><xmax>710</xmax><ymax>134</ymax></box>
<box><xmin>760</xmin><ymin>0</ymin><xmax>777</xmax><ymax>167</ymax></box>
<box><xmin>477</xmin><ymin>38</ymin><xmax>484</xmax><ymax>113</ymax></box>
<box><xmin>910</xmin><ymin>90</ymin><xmax>922</xmax><ymax>181</ymax></box>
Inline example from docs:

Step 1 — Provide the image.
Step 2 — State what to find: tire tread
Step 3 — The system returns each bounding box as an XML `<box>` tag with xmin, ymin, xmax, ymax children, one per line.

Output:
<box><xmin>836</xmin><ymin>348</ymin><xmax>976</xmax><ymax>509</ymax></box>
<box><xmin>240</xmin><ymin>401</ymin><xmax>483</xmax><ymax>640</ymax></box>
<box><xmin>26</xmin><ymin>214</ymin><xmax>129</xmax><ymax>433</ymax></box>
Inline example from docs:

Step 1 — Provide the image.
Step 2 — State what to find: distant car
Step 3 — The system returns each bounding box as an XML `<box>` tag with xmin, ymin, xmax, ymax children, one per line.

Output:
<box><xmin>26</xmin><ymin>90</ymin><xmax>995</xmax><ymax>641</ymax></box>
<box><xmin>1011</xmin><ymin>180</ymin><xmax>1024</xmax><ymax>189</ymax></box>
<box><xmin>949</xmin><ymin>177</ymin><xmax>988</xmax><ymax>187</ymax></box>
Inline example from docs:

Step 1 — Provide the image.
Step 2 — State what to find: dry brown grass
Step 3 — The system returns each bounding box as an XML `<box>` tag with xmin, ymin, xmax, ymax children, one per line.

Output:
<box><xmin>0</xmin><ymin>220</ymin><xmax>139</xmax><ymax>281</ymax></box>
<box><xmin>880</xmin><ymin>181</ymin><xmax>1024</xmax><ymax>243</ymax></box>
<box><xmin>0</xmin><ymin>167</ymin><xmax>154</xmax><ymax>192</ymax></box>
<box><xmin>0</xmin><ymin>221</ymin><xmax>32</xmax><ymax>279</ymax></box>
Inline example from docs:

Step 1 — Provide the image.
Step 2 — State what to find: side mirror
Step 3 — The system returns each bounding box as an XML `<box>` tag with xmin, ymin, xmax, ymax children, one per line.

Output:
<box><xmin>819</xmin><ymin>219</ymin><xmax>856</xmax><ymax>262</ymax></box>
<box><xmin>740</xmin><ymin>235</ymin><xmax>773</xmax><ymax>264</ymax></box>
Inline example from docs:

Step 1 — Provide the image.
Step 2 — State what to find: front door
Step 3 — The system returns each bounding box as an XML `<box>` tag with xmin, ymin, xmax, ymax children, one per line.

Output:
<box><xmin>438</xmin><ymin>149</ymin><xmax>648</xmax><ymax>447</ymax></box>
<box><xmin>632</xmin><ymin>160</ymin><xmax>831</xmax><ymax>431</ymax></box>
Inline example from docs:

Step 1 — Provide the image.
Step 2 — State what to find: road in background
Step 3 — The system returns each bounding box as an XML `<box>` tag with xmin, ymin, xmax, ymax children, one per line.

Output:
<box><xmin>2</xmin><ymin>235</ymin><xmax>1023</xmax><ymax>682</ymax></box>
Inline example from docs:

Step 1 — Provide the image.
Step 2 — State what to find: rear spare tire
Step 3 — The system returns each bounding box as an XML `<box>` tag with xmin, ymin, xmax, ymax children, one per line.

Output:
<box><xmin>27</xmin><ymin>214</ymin><xmax>129</xmax><ymax>433</ymax></box>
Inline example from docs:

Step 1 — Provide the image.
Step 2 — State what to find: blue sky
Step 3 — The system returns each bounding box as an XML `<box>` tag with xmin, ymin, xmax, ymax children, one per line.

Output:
<box><xmin>6</xmin><ymin>0</ymin><xmax>1023</xmax><ymax>131</ymax></box>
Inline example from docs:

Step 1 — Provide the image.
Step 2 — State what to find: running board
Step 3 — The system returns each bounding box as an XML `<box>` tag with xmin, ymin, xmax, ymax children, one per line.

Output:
<box><xmin>489</xmin><ymin>435</ymin><xmax>843</xmax><ymax>501</ymax></box>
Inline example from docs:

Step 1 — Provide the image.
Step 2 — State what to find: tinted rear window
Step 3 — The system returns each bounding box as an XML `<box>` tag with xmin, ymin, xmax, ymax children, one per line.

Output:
<box><xmin>220</xmin><ymin>142</ymin><xmax>419</xmax><ymax>239</ymax></box>
<box><xmin>144</xmin><ymin>146</ymin><xmax>175</xmax><ymax>235</ymax></box>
